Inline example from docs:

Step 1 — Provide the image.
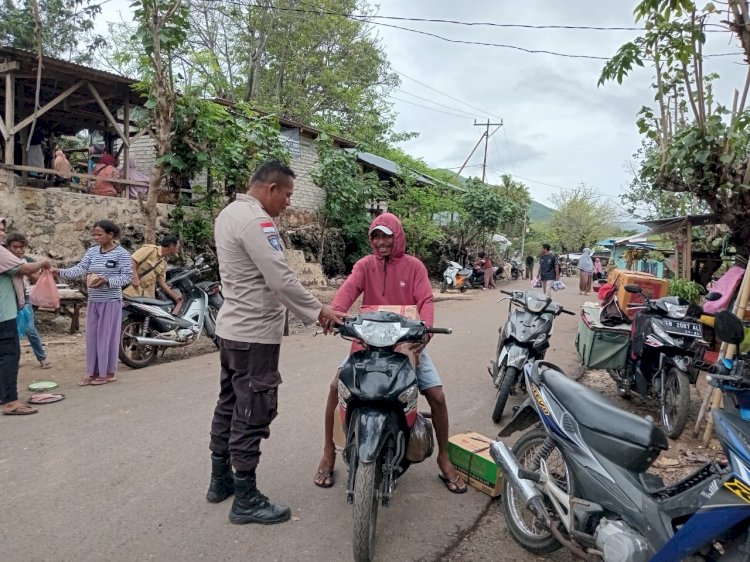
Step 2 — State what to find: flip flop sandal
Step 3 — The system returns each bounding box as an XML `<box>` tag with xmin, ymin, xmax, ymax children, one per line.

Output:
<box><xmin>90</xmin><ymin>378</ymin><xmax>116</xmax><ymax>385</ymax></box>
<box><xmin>28</xmin><ymin>393</ymin><xmax>65</xmax><ymax>405</ymax></box>
<box><xmin>313</xmin><ymin>469</ymin><xmax>335</xmax><ymax>488</ymax></box>
<box><xmin>3</xmin><ymin>405</ymin><xmax>38</xmax><ymax>415</ymax></box>
<box><xmin>40</xmin><ymin>361</ymin><xmax>52</xmax><ymax>369</ymax></box>
<box><xmin>438</xmin><ymin>472</ymin><xmax>468</xmax><ymax>494</ymax></box>
<box><xmin>78</xmin><ymin>378</ymin><xmax>94</xmax><ymax>386</ymax></box>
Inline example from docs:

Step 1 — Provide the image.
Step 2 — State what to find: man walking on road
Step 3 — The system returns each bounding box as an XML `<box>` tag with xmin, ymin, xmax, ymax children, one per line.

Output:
<box><xmin>207</xmin><ymin>160</ymin><xmax>345</xmax><ymax>525</ymax></box>
<box><xmin>536</xmin><ymin>243</ymin><xmax>560</xmax><ymax>295</ymax></box>
<box><xmin>525</xmin><ymin>254</ymin><xmax>534</xmax><ymax>280</ymax></box>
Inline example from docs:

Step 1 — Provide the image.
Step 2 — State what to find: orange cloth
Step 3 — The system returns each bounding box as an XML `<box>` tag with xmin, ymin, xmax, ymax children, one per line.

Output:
<box><xmin>92</xmin><ymin>164</ymin><xmax>118</xmax><ymax>197</ymax></box>
<box><xmin>52</xmin><ymin>150</ymin><xmax>72</xmax><ymax>178</ymax></box>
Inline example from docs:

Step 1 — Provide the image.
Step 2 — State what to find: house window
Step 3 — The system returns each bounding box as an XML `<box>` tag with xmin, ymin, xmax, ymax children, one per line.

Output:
<box><xmin>280</xmin><ymin>127</ymin><xmax>301</xmax><ymax>160</ymax></box>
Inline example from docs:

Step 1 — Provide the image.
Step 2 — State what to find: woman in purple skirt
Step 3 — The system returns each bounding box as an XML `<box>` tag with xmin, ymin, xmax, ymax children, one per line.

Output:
<box><xmin>53</xmin><ymin>220</ymin><xmax>132</xmax><ymax>386</ymax></box>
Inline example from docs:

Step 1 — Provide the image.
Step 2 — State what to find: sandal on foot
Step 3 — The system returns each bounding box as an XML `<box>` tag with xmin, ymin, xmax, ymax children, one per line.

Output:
<box><xmin>438</xmin><ymin>472</ymin><xmax>468</xmax><ymax>494</ymax></box>
<box><xmin>78</xmin><ymin>378</ymin><xmax>94</xmax><ymax>386</ymax></box>
<box><xmin>3</xmin><ymin>405</ymin><xmax>38</xmax><ymax>415</ymax></box>
<box><xmin>313</xmin><ymin>469</ymin><xmax>335</xmax><ymax>488</ymax></box>
<box><xmin>40</xmin><ymin>360</ymin><xmax>52</xmax><ymax>369</ymax></box>
<box><xmin>91</xmin><ymin>377</ymin><xmax>116</xmax><ymax>386</ymax></box>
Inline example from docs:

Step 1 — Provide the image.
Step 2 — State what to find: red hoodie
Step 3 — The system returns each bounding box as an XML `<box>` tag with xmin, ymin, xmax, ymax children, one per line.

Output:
<box><xmin>331</xmin><ymin>213</ymin><xmax>434</xmax><ymax>327</ymax></box>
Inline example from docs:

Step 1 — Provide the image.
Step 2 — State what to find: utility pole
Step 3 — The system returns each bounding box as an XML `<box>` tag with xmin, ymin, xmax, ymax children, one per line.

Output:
<box><xmin>474</xmin><ymin>119</ymin><xmax>503</xmax><ymax>183</ymax></box>
<box><xmin>520</xmin><ymin>209</ymin><xmax>528</xmax><ymax>258</ymax></box>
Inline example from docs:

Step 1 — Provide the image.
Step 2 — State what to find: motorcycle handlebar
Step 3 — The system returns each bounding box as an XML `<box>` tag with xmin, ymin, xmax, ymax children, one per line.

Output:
<box><xmin>427</xmin><ymin>327</ymin><xmax>452</xmax><ymax>335</ymax></box>
<box><xmin>500</xmin><ymin>290</ymin><xmax>514</xmax><ymax>296</ymax></box>
<box><xmin>561</xmin><ymin>308</ymin><xmax>575</xmax><ymax>316</ymax></box>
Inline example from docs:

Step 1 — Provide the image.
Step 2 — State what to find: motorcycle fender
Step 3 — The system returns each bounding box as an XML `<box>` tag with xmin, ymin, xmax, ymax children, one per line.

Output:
<box><xmin>353</xmin><ymin>410</ymin><xmax>393</xmax><ymax>464</ymax></box>
<box><xmin>497</xmin><ymin>398</ymin><xmax>538</xmax><ymax>437</ymax></box>
<box><xmin>505</xmin><ymin>346</ymin><xmax>529</xmax><ymax>370</ymax></box>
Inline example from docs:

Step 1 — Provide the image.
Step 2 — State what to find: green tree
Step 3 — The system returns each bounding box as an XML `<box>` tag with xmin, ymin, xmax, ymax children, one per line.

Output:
<box><xmin>547</xmin><ymin>185</ymin><xmax>621</xmax><ymax>252</ymax></box>
<box><xmin>599</xmin><ymin>0</ymin><xmax>750</xmax><ymax>256</ymax></box>
<box><xmin>0</xmin><ymin>0</ymin><xmax>104</xmax><ymax>63</ymax></box>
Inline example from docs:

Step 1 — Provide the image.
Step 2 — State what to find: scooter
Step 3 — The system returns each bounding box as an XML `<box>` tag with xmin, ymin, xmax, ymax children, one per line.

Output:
<box><xmin>510</xmin><ymin>260</ymin><xmax>522</xmax><ymax>281</ymax></box>
<box><xmin>488</xmin><ymin>289</ymin><xmax>574</xmax><ymax>422</ymax></box>
<box><xmin>490</xmin><ymin>309</ymin><xmax>750</xmax><ymax>561</ymax></box>
<box><xmin>334</xmin><ymin>311</ymin><xmax>451</xmax><ymax>562</ymax></box>
<box><xmin>607</xmin><ymin>285</ymin><xmax>719</xmax><ymax>439</ymax></box>
<box><xmin>119</xmin><ymin>258</ymin><xmax>218</xmax><ymax>368</ymax></box>
<box><xmin>440</xmin><ymin>261</ymin><xmax>470</xmax><ymax>293</ymax></box>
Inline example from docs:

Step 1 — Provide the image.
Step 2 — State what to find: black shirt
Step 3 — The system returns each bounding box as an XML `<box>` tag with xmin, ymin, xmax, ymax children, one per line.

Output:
<box><xmin>538</xmin><ymin>253</ymin><xmax>558</xmax><ymax>280</ymax></box>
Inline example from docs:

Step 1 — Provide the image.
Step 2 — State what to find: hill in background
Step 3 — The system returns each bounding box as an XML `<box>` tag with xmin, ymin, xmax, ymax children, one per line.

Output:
<box><xmin>529</xmin><ymin>200</ymin><xmax>553</xmax><ymax>222</ymax></box>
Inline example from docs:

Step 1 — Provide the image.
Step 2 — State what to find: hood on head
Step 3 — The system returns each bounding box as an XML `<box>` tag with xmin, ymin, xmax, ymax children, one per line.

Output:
<box><xmin>369</xmin><ymin>213</ymin><xmax>405</xmax><ymax>259</ymax></box>
<box><xmin>583</xmin><ymin>248</ymin><xmax>592</xmax><ymax>255</ymax></box>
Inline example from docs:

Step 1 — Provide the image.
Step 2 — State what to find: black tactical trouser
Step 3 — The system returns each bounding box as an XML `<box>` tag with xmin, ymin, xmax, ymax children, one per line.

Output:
<box><xmin>210</xmin><ymin>338</ymin><xmax>282</xmax><ymax>472</ymax></box>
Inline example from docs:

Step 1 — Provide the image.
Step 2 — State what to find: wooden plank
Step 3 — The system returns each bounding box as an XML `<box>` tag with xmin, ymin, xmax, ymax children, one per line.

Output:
<box><xmin>87</xmin><ymin>82</ymin><xmax>128</xmax><ymax>147</ymax></box>
<box><xmin>0</xmin><ymin>61</ymin><xmax>20</xmax><ymax>74</ymax></box>
<box><xmin>123</xmin><ymin>99</ymin><xmax>130</xmax><ymax>182</ymax></box>
<box><xmin>0</xmin><ymin>163</ymin><xmax>150</xmax><ymax>187</ymax></box>
<box><xmin>0</xmin><ymin>113</ymin><xmax>7</xmax><ymax>139</ymax></box>
<box><xmin>9</xmin><ymin>80</ymin><xmax>84</xmax><ymax>134</ymax></box>
<box><xmin>4</xmin><ymin>73</ymin><xmax>14</xmax><ymax>164</ymax></box>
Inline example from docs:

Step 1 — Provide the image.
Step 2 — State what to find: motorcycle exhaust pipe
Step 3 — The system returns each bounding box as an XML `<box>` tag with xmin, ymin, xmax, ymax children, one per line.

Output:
<box><xmin>490</xmin><ymin>441</ymin><xmax>544</xmax><ymax>507</ymax></box>
<box><xmin>132</xmin><ymin>336</ymin><xmax>184</xmax><ymax>347</ymax></box>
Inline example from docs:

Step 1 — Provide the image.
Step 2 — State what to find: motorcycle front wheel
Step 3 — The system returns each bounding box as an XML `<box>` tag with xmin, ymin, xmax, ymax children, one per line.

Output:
<box><xmin>492</xmin><ymin>366</ymin><xmax>519</xmax><ymax>423</ymax></box>
<box><xmin>661</xmin><ymin>367</ymin><xmax>690</xmax><ymax>439</ymax></box>
<box><xmin>119</xmin><ymin>317</ymin><xmax>158</xmax><ymax>369</ymax></box>
<box><xmin>440</xmin><ymin>281</ymin><xmax>448</xmax><ymax>293</ymax></box>
<box><xmin>501</xmin><ymin>429</ymin><xmax>570</xmax><ymax>554</ymax></box>
<box><xmin>352</xmin><ymin>459</ymin><xmax>382</xmax><ymax>562</ymax></box>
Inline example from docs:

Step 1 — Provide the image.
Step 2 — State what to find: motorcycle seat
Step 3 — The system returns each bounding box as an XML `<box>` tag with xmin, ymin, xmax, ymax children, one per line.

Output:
<box><xmin>541</xmin><ymin>366</ymin><xmax>668</xmax><ymax>451</ymax></box>
<box><xmin>123</xmin><ymin>295</ymin><xmax>173</xmax><ymax>307</ymax></box>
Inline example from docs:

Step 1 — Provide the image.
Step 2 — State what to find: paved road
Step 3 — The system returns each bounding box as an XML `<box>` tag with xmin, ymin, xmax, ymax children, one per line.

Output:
<box><xmin>2</xmin><ymin>278</ymin><xmax>586</xmax><ymax>561</ymax></box>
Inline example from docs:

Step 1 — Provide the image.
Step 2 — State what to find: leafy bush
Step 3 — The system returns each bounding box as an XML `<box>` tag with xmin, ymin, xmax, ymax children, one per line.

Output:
<box><xmin>668</xmin><ymin>278</ymin><xmax>704</xmax><ymax>304</ymax></box>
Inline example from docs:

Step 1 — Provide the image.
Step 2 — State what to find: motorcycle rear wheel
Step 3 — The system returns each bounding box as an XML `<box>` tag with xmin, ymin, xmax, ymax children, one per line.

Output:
<box><xmin>492</xmin><ymin>366</ymin><xmax>519</xmax><ymax>423</ymax></box>
<box><xmin>352</xmin><ymin>459</ymin><xmax>382</xmax><ymax>562</ymax></box>
<box><xmin>501</xmin><ymin>429</ymin><xmax>571</xmax><ymax>554</ymax></box>
<box><xmin>661</xmin><ymin>367</ymin><xmax>690</xmax><ymax>439</ymax></box>
<box><xmin>119</xmin><ymin>318</ymin><xmax>158</xmax><ymax>369</ymax></box>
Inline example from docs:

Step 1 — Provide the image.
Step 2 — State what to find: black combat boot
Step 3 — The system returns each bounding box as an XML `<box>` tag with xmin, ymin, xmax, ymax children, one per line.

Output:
<box><xmin>206</xmin><ymin>454</ymin><xmax>234</xmax><ymax>503</ymax></box>
<box><xmin>228</xmin><ymin>472</ymin><xmax>291</xmax><ymax>525</ymax></box>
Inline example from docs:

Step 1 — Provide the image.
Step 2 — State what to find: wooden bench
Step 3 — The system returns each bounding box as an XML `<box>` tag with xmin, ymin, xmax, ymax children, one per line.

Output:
<box><xmin>34</xmin><ymin>288</ymin><xmax>86</xmax><ymax>334</ymax></box>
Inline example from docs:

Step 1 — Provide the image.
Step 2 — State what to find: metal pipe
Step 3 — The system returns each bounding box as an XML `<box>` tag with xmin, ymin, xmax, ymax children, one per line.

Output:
<box><xmin>490</xmin><ymin>441</ymin><xmax>543</xmax><ymax>506</ymax></box>
<box><xmin>132</xmin><ymin>336</ymin><xmax>184</xmax><ymax>347</ymax></box>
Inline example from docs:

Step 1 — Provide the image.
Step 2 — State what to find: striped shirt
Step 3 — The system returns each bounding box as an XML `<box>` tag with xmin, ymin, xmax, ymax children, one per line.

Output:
<box><xmin>59</xmin><ymin>245</ymin><xmax>132</xmax><ymax>302</ymax></box>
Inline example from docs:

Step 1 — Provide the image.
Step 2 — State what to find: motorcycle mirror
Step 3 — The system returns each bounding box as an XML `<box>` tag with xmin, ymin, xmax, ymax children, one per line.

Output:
<box><xmin>624</xmin><ymin>284</ymin><xmax>642</xmax><ymax>294</ymax></box>
<box><xmin>705</xmin><ymin>291</ymin><xmax>722</xmax><ymax>302</ymax></box>
<box><xmin>714</xmin><ymin>310</ymin><xmax>746</xmax><ymax>346</ymax></box>
<box><xmin>193</xmin><ymin>256</ymin><xmax>205</xmax><ymax>267</ymax></box>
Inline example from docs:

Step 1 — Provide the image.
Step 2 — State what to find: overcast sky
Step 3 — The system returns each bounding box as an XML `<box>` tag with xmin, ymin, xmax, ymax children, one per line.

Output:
<box><xmin>102</xmin><ymin>1</ymin><xmax>748</xmax><ymax>212</ymax></box>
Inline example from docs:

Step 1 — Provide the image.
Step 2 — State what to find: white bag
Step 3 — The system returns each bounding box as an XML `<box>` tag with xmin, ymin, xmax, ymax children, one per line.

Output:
<box><xmin>552</xmin><ymin>280</ymin><xmax>566</xmax><ymax>291</ymax></box>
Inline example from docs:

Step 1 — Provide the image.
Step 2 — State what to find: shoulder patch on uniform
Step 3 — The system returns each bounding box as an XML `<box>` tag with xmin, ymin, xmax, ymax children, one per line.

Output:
<box><xmin>268</xmin><ymin>235</ymin><xmax>282</xmax><ymax>251</ymax></box>
<box><xmin>261</xmin><ymin>221</ymin><xmax>276</xmax><ymax>234</ymax></box>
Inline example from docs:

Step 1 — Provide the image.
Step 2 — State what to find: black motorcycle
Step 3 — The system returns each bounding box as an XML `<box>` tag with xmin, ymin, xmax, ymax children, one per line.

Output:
<box><xmin>607</xmin><ymin>284</ymin><xmax>719</xmax><ymax>439</ymax></box>
<box><xmin>119</xmin><ymin>258</ymin><xmax>219</xmax><ymax>368</ymax></box>
<box><xmin>489</xmin><ymin>290</ymin><xmax>574</xmax><ymax>422</ymax></box>
<box><xmin>334</xmin><ymin>311</ymin><xmax>451</xmax><ymax>562</ymax></box>
<box><xmin>490</xmin><ymin>309</ymin><xmax>750</xmax><ymax>561</ymax></box>
<box><xmin>510</xmin><ymin>260</ymin><xmax>521</xmax><ymax>281</ymax></box>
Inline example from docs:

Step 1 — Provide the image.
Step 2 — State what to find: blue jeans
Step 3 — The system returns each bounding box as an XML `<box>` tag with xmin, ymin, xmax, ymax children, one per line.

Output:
<box><xmin>24</xmin><ymin>303</ymin><xmax>46</xmax><ymax>362</ymax></box>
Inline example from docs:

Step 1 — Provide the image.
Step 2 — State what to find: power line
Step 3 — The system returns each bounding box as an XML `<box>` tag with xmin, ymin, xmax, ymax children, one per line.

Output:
<box><xmin>387</xmin><ymin>96</ymin><xmax>477</xmax><ymax>119</ymax></box>
<box><xmin>394</xmin><ymin>88</ymin><xmax>480</xmax><ymax>118</ymax></box>
<box><xmin>395</xmin><ymin>70</ymin><xmax>503</xmax><ymax>120</ymax></box>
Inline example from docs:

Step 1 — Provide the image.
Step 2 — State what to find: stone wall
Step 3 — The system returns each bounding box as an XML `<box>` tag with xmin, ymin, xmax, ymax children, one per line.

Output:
<box><xmin>0</xmin><ymin>180</ymin><xmax>174</xmax><ymax>262</ymax></box>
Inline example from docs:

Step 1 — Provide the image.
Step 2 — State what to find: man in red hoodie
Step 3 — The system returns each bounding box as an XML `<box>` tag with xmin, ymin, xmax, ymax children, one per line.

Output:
<box><xmin>313</xmin><ymin>213</ymin><xmax>466</xmax><ymax>493</ymax></box>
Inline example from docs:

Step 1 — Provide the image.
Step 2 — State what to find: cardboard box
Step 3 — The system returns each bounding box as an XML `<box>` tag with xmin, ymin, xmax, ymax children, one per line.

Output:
<box><xmin>607</xmin><ymin>268</ymin><xmax>669</xmax><ymax>319</ymax></box>
<box><xmin>448</xmin><ymin>432</ymin><xmax>503</xmax><ymax>497</ymax></box>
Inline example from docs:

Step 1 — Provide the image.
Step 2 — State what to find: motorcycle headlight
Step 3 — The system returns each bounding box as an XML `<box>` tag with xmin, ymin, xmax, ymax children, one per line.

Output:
<box><xmin>533</xmin><ymin>334</ymin><xmax>548</xmax><ymax>347</ymax></box>
<box><xmin>337</xmin><ymin>379</ymin><xmax>352</xmax><ymax>401</ymax></box>
<box><xmin>652</xmin><ymin>320</ymin><xmax>676</xmax><ymax>346</ymax></box>
<box><xmin>525</xmin><ymin>294</ymin><xmax>548</xmax><ymax>313</ymax></box>
<box><xmin>398</xmin><ymin>384</ymin><xmax>419</xmax><ymax>408</ymax></box>
<box><xmin>664</xmin><ymin>302</ymin><xmax>688</xmax><ymax>320</ymax></box>
<box><xmin>353</xmin><ymin>320</ymin><xmax>410</xmax><ymax>347</ymax></box>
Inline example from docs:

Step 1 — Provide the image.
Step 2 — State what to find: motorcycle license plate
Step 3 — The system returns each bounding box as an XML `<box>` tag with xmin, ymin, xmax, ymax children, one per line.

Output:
<box><xmin>662</xmin><ymin>319</ymin><xmax>702</xmax><ymax>338</ymax></box>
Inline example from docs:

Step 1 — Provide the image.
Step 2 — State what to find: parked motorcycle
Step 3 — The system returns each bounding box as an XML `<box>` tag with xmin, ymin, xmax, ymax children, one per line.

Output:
<box><xmin>440</xmin><ymin>261</ymin><xmax>470</xmax><ymax>293</ymax></box>
<box><xmin>488</xmin><ymin>290</ymin><xmax>574</xmax><ymax>423</ymax></box>
<box><xmin>119</xmin><ymin>257</ymin><xmax>219</xmax><ymax>368</ymax></box>
<box><xmin>490</xmin><ymin>309</ymin><xmax>750</xmax><ymax>561</ymax></box>
<box><xmin>510</xmin><ymin>259</ymin><xmax>522</xmax><ymax>281</ymax></box>
<box><xmin>163</xmin><ymin>261</ymin><xmax>224</xmax><ymax>315</ymax></box>
<box><xmin>334</xmin><ymin>311</ymin><xmax>451</xmax><ymax>561</ymax></box>
<box><xmin>606</xmin><ymin>284</ymin><xmax>719</xmax><ymax>439</ymax></box>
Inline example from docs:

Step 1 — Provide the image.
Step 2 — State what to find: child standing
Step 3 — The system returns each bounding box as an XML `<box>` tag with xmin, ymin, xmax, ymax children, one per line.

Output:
<box><xmin>6</xmin><ymin>233</ymin><xmax>52</xmax><ymax>369</ymax></box>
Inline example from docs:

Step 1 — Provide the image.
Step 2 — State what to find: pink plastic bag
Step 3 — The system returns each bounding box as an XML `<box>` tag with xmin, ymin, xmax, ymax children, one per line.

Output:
<box><xmin>30</xmin><ymin>270</ymin><xmax>60</xmax><ymax>309</ymax></box>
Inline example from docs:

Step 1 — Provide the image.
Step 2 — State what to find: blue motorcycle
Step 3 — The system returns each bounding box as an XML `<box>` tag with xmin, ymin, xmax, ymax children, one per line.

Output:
<box><xmin>490</xmin><ymin>309</ymin><xmax>750</xmax><ymax>561</ymax></box>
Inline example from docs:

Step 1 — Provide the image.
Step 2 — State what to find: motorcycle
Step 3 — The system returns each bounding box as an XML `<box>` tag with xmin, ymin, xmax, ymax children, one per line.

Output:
<box><xmin>488</xmin><ymin>290</ymin><xmax>574</xmax><ymax>423</ymax></box>
<box><xmin>490</xmin><ymin>309</ymin><xmax>750</xmax><ymax>561</ymax></box>
<box><xmin>510</xmin><ymin>259</ymin><xmax>522</xmax><ymax>281</ymax></box>
<box><xmin>334</xmin><ymin>311</ymin><xmax>451</xmax><ymax>561</ymax></box>
<box><xmin>119</xmin><ymin>257</ymin><xmax>219</xmax><ymax>369</ymax></box>
<box><xmin>440</xmin><ymin>261</ymin><xmax>471</xmax><ymax>293</ymax></box>
<box><xmin>163</xmin><ymin>261</ymin><xmax>224</xmax><ymax>315</ymax></box>
<box><xmin>607</xmin><ymin>284</ymin><xmax>719</xmax><ymax>439</ymax></box>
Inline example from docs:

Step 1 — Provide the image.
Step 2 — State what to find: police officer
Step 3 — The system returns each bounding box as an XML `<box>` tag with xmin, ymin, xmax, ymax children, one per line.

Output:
<box><xmin>207</xmin><ymin>159</ymin><xmax>345</xmax><ymax>525</ymax></box>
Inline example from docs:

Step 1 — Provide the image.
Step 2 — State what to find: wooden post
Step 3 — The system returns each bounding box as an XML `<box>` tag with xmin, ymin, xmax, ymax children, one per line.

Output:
<box><xmin>4</xmin><ymin>72</ymin><xmax>14</xmax><ymax>166</ymax></box>
<box><xmin>684</xmin><ymin>220</ymin><xmax>693</xmax><ymax>280</ymax></box>
<box><xmin>122</xmin><ymin>99</ymin><xmax>130</xmax><ymax>198</ymax></box>
<box><xmin>702</xmin><ymin>258</ymin><xmax>750</xmax><ymax>445</ymax></box>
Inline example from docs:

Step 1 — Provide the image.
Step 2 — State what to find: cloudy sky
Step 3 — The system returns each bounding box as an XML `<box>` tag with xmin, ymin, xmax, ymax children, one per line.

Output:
<box><xmin>102</xmin><ymin>1</ymin><xmax>748</xmax><ymax>212</ymax></box>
